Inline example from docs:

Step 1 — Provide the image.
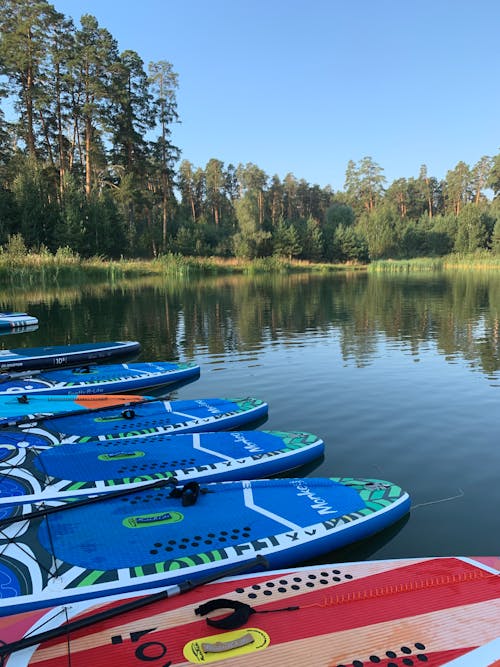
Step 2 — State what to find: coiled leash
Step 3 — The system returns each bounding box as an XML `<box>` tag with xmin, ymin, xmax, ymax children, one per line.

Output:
<box><xmin>195</xmin><ymin>597</ymin><xmax>299</xmax><ymax>630</ymax></box>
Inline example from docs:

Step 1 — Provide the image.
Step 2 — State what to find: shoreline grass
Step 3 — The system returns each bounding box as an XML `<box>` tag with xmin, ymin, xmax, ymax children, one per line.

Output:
<box><xmin>368</xmin><ymin>253</ymin><xmax>500</xmax><ymax>272</ymax></box>
<box><xmin>0</xmin><ymin>252</ymin><xmax>366</xmax><ymax>284</ymax></box>
<box><xmin>3</xmin><ymin>249</ymin><xmax>500</xmax><ymax>286</ymax></box>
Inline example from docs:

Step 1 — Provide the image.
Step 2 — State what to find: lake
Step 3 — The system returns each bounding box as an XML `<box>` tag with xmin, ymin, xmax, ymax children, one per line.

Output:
<box><xmin>2</xmin><ymin>270</ymin><xmax>499</xmax><ymax>562</ymax></box>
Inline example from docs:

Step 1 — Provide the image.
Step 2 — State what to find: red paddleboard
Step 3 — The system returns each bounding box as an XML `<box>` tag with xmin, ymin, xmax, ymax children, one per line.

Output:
<box><xmin>0</xmin><ymin>556</ymin><xmax>498</xmax><ymax>666</ymax></box>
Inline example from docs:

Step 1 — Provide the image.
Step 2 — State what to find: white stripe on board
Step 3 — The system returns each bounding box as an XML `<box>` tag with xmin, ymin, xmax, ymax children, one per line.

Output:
<box><xmin>191</xmin><ymin>433</ymin><xmax>234</xmax><ymax>461</ymax></box>
<box><xmin>243</xmin><ymin>482</ymin><xmax>301</xmax><ymax>530</ymax></box>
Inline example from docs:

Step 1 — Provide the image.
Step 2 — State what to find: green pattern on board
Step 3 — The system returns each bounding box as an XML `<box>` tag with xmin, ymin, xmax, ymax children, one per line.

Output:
<box><xmin>272</xmin><ymin>431</ymin><xmax>320</xmax><ymax>450</ymax></box>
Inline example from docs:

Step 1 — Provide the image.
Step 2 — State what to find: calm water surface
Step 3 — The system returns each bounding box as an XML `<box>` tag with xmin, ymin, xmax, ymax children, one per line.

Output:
<box><xmin>2</xmin><ymin>270</ymin><xmax>500</xmax><ymax>562</ymax></box>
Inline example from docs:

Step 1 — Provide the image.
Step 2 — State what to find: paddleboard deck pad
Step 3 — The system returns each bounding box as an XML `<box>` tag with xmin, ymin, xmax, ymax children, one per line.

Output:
<box><xmin>0</xmin><ymin>476</ymin><xmax>410</xmax><ymax>615</ymax></box>
<box><xmin>0</xmin><ymin>430</ymin><xmax>325</xmax><ymax>504</ymax></box>
<box><xmin>0</xmin><ymin>341</ymin><xmax>140</xmax><ymax>372</ymax></box>
<box><xmin>1</xmin><ymin>397</ymin><xmax>268</xmax><ymax>442</ymax></box>
<box><xmin>0</xmin><ymin>556</ymin><xmax>497</xmax><ymax>666</ymax></box>
<box><xmin>0</xmin><ymin>361</ymin><xmax>200</xmax><ymax>397</ymax></box>
<box><xmin>0</xmin><ymin>313</ymin><xmax>38</xmax><ymax>330</ymax></box>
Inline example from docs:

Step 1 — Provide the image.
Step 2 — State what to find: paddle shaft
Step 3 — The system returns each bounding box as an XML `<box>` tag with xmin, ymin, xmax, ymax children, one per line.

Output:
<box><xmin>0</xmin><ymin>555</ymin><xmax>268</xmax><ymax>658</ymax></box>
<box><xmin>0</xmin><ymin>394</ymin><xmax>162</xmax><ymax>428</ymax></box>
<box><xmin>0</xmin><ymin>477</ymin><xmax>176</xmax><ymax>529</ymax></box>
<box><xmin>0</xmin><ymin>363</ymin><xmax>99</xmax><ymax>384</ymax></box>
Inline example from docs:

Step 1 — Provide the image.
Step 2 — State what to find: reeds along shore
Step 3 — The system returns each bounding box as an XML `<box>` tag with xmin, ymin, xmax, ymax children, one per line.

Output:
<box><xmin>368</xmin><ymin>253</ymin><xmax>500</xmax><ymax>272</ymax></box>
<box><xmin>2</xmin><ymin>248</ymin><xmax>500</xmax><ymax>286</ymax></box>
<box><xmin>0</xmin><ymin>251</ymin><xmax>361</xmax><ymax>284</ymax></box>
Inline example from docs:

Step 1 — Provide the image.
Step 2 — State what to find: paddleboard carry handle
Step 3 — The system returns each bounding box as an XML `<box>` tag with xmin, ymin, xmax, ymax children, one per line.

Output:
<box><xmin>169</xmin><ymin>480</ymin><xmax>201</xmax><ymax>506</ymax></box>
<box><xmin>0</xmin><ymin>556</ymin><xmax>269</xmax><ymax>660</ymax></box>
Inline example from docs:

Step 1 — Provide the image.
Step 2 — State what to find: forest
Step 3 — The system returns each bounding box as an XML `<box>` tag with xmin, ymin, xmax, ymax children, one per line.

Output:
<box><xmin>1</xmin><ymin>0</ymin><xmax>500</xmax><ymax>263</ymax></box>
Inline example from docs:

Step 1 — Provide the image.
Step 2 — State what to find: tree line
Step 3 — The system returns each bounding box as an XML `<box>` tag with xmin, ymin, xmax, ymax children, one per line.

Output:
<box><xmin>1</xmin><ymin>0</ymin><xmax>500</xmax><ymax>263</ymax></box>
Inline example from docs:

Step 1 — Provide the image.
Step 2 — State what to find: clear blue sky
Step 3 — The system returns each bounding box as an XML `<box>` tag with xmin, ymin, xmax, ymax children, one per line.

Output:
<box><xmin>53</xmin><ymin>0</ymin><xmax>500</xmax><ymax>191</ymax></box>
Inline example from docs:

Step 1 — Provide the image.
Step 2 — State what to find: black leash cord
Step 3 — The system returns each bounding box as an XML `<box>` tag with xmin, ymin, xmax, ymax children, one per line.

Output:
<box><xmin>195</xmin><ymin>597</ymin><xmax>300</xmax><ymax>630</ymax></box>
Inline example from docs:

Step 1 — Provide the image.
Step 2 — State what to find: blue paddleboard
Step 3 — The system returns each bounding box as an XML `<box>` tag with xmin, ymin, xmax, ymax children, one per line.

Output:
<box><xmin>0</xmin><ymin>430</ymin><xmax>325</xmax><ymax>504</ymax></box>
<box><xmin>0</xmin><ymin>312</ymin><xmax>38</xmax><ymax>330</ymax></box>
<box><xmin>0</xmin><ymin>324</ymin><xmax>38</xmax><ymax>337</ymax></box>
<box><xmin>0</xmin><ymin>397</ymin><xmax>269</xmax><ymax>442</ymax></box>
<box><xmin>0</xmin><ymin>361</ymin><xmax>200</xmax><ymax>397</ymax></box>
<box><xmin>0</xmin><ymin>393</ymin><xmax>150</xmax><ymax>422</ymax></box>
<box><xmin>0</xmin><ymin>476</ymin><xmax>411</xmax><ymax>615</ymax></box>
<box><xmin>0</xmin><ymin>341</ymin><xmax>140</xmax><ymax>372</ymax></box>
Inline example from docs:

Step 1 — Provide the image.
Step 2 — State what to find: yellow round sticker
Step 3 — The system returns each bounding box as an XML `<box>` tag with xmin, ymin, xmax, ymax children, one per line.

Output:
<box><xmin>183</xmin><ymin>627</ymin><xmax>270</xmax><ymax>663</ymax></box>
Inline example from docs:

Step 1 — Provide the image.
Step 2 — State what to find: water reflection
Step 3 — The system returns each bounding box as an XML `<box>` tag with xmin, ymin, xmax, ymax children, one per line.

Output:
<box><xmin>2</xmin><ymin>271</ymin><xmax>500</xmax><ymax>557</ymax></box>
<box><xmin>1</xmin><ymin>270</ymin><xmax>500</xmax><ymax>378</ymax></box>
<box><xmin>300</xmin><ymin>514</ymin><xmax>412</xmax><ymax>564</ymax></box>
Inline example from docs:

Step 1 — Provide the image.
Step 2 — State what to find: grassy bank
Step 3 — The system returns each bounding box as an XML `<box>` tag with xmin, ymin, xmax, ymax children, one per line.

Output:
<box><xmin>368</xmin><ymin>253</ymin><xmax>500</xmax><ymax>272</ymax></box>
<box><xmin>0</xmin><ymin>250</ymin><xmax>365</xmax><ymax>285</ymax></box>
<box><xmin>152</xmin><ymin>255</ymin><xmax>365</xmax><ymax>275</ymax></box>
<box><xmin>6</xmin><ymin>248</ymin><xmax>500</xmax><ymax>285</ymax></box>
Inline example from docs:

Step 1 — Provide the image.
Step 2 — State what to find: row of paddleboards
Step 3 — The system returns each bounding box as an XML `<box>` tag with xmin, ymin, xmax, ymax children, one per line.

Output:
<box><xmin>0</xmin><ymin>382</ymin><xmax>417</xmax><ymax>622</ymax></box>
<box><xmin>0</xmin><ymin>338</ymin><xmax>495</xmax><ymax>665</ymax></box>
